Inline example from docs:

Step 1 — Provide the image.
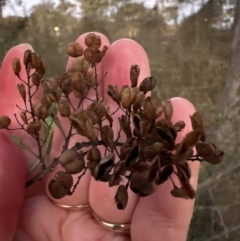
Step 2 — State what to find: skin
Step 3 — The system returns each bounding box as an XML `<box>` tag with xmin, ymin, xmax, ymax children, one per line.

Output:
<box><xmin>0</xmin><ymin>33</ymin><xmax>199</xmax><ymax>241</ymax></box>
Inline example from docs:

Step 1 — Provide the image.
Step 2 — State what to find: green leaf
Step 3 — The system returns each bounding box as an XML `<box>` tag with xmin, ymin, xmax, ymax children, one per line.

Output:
<box><xmin>51</xmin><ymin>113</ymin><xmax>66</xmax><ymax>138</ymax></box>
<box><xmin>10</xmin><ymin>134</ymin><xmax>31</xmax><ymax>151</ymax></box>
<box><xmin>27</xmin><ymin>159</ymin><xmax>41</xmax><ymax>174</ymax></box>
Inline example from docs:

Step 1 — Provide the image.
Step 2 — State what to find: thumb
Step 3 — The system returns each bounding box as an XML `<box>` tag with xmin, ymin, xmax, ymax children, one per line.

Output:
<box><xmin>0</xmin><ymin>132</ymin><xmax>27</xmax><ymax>241</ymax></box>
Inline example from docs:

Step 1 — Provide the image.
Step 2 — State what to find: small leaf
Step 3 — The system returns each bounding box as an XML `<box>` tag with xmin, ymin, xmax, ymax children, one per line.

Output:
<box><xmin>10</xmin><ymin>134</ymin><xmax>31</xmax><ymax>151</ymax></box>
<box><xmin>51</xmin><ymin>113</ymin><xmax>66</xmax><ymax>137</ymax></box>
<box><xmin>27</xmin><ymin>159</ymin><xmax>41</xmax><ymax>175</ymax></box>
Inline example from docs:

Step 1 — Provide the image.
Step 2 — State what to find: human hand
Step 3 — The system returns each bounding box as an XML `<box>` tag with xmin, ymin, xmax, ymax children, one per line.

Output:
<box><xmin>0</xmin><ymin>32</ymin><xmax>199</xmax><ymax>241</ymax></box>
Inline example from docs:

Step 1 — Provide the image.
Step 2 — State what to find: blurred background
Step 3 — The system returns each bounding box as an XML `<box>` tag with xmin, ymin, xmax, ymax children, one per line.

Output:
<box><xmin>1</xmin><ymin>0</ymin><xmax>240</xmax><ymax>240</ymax></box>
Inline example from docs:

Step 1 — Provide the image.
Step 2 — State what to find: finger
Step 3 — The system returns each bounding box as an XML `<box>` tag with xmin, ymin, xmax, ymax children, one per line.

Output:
<box><xmin>131</xmin><ymin>97</ymin><xmax>200</xmax><ymax>241</ymax></box>
<box><xmin>0</xmin><ymin>132</ymin><xmax>27</xmax><ymax>241</ymax></box>
<box><xmin>0</xmin><ymin>44</ymin><xmax>42</xmax><ymax>167</ymax></box>
<box><xmin>89</xmin><ymin>39</ymin><xmax>151</xmax><ymax>223</ymax></box>
<box><xmin>46</xmin><ymin>33</ymin><xmax>111</xmax><ymax>206</ymax></box>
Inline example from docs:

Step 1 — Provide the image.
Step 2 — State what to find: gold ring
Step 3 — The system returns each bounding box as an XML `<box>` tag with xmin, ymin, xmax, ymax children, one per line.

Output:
<box><xmin>91</xmin><ymin>209</ymin><xmax>131</xmax><ymax>233</ymax></box>
<box><xmin>52</xmin><ymin>201</ymin><xmax>90</xmax><ymax>211</ymax></box>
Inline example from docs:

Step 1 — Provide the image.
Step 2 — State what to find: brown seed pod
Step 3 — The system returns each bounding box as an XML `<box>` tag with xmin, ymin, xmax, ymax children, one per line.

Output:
<box><xmin>87</xmin><ymin>146</ymin><xmax>101</xmax><ymax>164</ymax></box>
<box><xmin>36</xmin><ymin>60</ymin><xmax>46</xmax><ymax>77</ymax></box>
<box><xmin>171</xmin><ymin>187</ymin><xmax>189</xmax><ymax>199</ymax></box>
<box><xmin>48</xmin><ymin>171</ymin><xmax>73</xmax><ymax>199</ymax></box>
<box><xmin>86</xmin><ymin>67</ymin><xmax>96</xmax><ymax>86</ymax></box>
<box><xmin>20</xmin><ymin>111</ymin><xmax>28</xmax><ymax>125</ymax></box>
<box><xmin>162</xmin><ymin>100</ymin><xmax>173</xmax><ymax>121</ymax></box>
<box><xmin>143</xmin><ymin>96</ymin><xmax>156</xmax><ymax>120</ymax></box>
<box><xmin>115</xmin><ymin>185</ymin><xmax>128</xmax><ymax>210</ymax></box>
<box><xmin>130</xmin><ymin>65</ymin><xmax>140</xmax><ymax>88</ymax></box>
<box><xmin>139</xmin><ymin>77</ymin><xmax>157</xmax><ymax>94</ymax></box>
<box><xmin>100</xmin><ymin>125</ymin><xmax>114</xmax><ymax>149</ymax></box>
<box><xmin>71</xmin><ymin>71</ymin><xmax>85</xmax><ymax>91</ymax></box>
<box><xmin>23</xmin><ymin>49</ymin><xmax>32</xmax><ymax>67</ymax></box>
<box><xmin>30</xmin><ymin>52</ymin><xmax>42</xmax><ymax>68</ymax></box>
<box><xmin>70</xmin><ymin>110</ymin><xmax>96</xmax><ymax>141</ymax></box>
<box><xmin>92</xmin><ymin>35</ymin><xmax>102</xmax><ymax>49</ymax></box>
<box><xmin>59</xmin><ymin>149</ymin><xmax>85</xmax><ymax>174</ymax></box>
<box><xmin>58</xmin><ymin>98</ymin><xmax>70</xmax><ymax>117</ymax></box>
<box><xmin>84</xmin><ymin>48</ymin><xmax>102</xmax><ymax>64</ymax></box>
<box><xmin>12</xmin><ymin>58</ymin><xmax>21</xmax><ymax>77</ymax></box>
<box><xmin>0</xmin><ymin>115</ymin><xmax>11</xmax><ymax>129</ymax></box>
<box><xmin>58</xmin><ymin>73</ymin><xmax>73</xmax><ymax>96</ymax></box>
<box><xmin>41</xmin><ymin>96</ymin><xmax>52</xmax><ymax>109</ymax></box>
<box><xmin>72</xmin><ymin>57</ymin><xmax>89</xmax><ymax>76</ymax></box>
<box><xmin>31</xmin><ymin>72</ymin><xmax>41</xmax><ymax>86</ymax></box>
<box><xmin>17</xmin><ymin>83</ymin><xmax>26</xmax><ymax>101</ymax></box>
<box><xmin>133</xmin><ymin>92</ymin><xmax>145</xmax><ymax>112</ymax></box>
<box><xmin>120</xmin><ymin>86</ymin><xmax>136</xmax><ymax>109</ymax></box>
<box><xmin>94</xmin><ymin>153</ymin><xmax>115</xmax><ymax>181</ymax></box>
<box><xmin>107</xmin><ymin>85</ymin><xmax>120</xmax><ymax>104</ymax></box>
<box><xmin>67</xmin><ymin>42</ymin><xmax>83</xmax><ymax>57</ymax></box>
<box><xmin>130</xmin><ymin>171</ymin><xmax>155</xmax><ymax>197</ymax></box>
<box><xmin>118</xmin><ymin>115</ymin><xmax>132</xmax><ymax>139</ymax></box>
<box><xmin>85</xmin><ymin>33</ymin><xmax>97</xmax><ymax>47</ymax></box>
<box><xmin>33</xmin><ymin>102</ymin><xmax>42</xmax><ymax>118</ymax></box>
<box><xmin>26</xmin><ymin>121</ymin><xmax>42</xmax><ymax>135</ymax></box>
<box><xmin>173</xmin><ymin>121</ymin><xmax>185</xmax><ymax>132</ymax></box>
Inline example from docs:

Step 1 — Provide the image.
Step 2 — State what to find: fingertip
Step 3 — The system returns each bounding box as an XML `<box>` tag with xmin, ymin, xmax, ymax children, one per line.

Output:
<box><xmin>102</xmin><ymin>38</ymin><xmax>150</xmax><ymax>92</ymax></box>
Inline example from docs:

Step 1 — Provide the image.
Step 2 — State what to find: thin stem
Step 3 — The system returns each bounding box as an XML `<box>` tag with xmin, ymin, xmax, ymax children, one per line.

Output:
<box><xmin>70</xmin><ymin>167</ymin><xmax>88</xmax><ymax>194</ymax></box>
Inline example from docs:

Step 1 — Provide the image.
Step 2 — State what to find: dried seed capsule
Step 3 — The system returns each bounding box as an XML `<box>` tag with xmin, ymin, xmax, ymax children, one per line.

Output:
<box><xmin>30</xmin><ymin>52</ymin><xmax>42</xmax><ymax>68</ymax></box>
<box><xmin>86</xmin><ymin>67</ymin><xmax>96</xmax><ymax>86</ymax></box>
<box><xmin>139</xmin><ymin>77</ymin><xmax>157</xmax><ymax>94</ymax></box>
<box><xmin>67</xmin><ymin>42</ymin><xmax>83</xmax><ymax>57</ymax></box>
<box><xmin>162</xmin><ymin>100</ymin><xmax>173</xmax><ymax>121</ymax></box>
<box><xmin>58</xmin><ymin>98</ymin><xmax>70</xmax><ymax>117</ymax></box>
<box><xmin>171</xmin><ymin>187</ymin><xmax>189</xmax><ymax>199</ymax></box>
<box><xmin>59</xmin><ymin>149</ymin><xmax>85</xmax><ymax>174</ymax></box>
<box><xmin>100</xmin><ymin>125</ymin><xmax>114</xmax><ymax>149</ymax></box>
<box><xmin>130</xmin><ymin>65</ymin><xmax>140</xmax><ymax>87</ymax></box>
<box><xmin>120</xmin><ymin>86</ymin><xmax>136</xmax><ymax>109</ymax></box>
<box><xmin>94</xmin><ymin>153</ymin><xmax>115</xmax><ymax>181</ymax></box>
<box><xmin>115</xmin><ymin>185</ymin><xmax>128</xmax><ymax>210</ymax></box>
<box><xmin>0</xmin><ymin>115</ymin><xmax>11</xmax><ymax>129</ymax></box>
<box><xmin>31</xmin><ymin>72</ymin><xmax>41</xmax><ymax>86</ymax></box>
<box><xmin>26</xmin><ymin>121</ymin><xmax>42</xmax><ymax>135</ymax></box>
<box><xmin>92</xmin><ymin>35</ymin><xmax>101</xmax><ymax>49</ymax></box>
<box><xmin>48</xmin><ymin>171</ymin><xmax>73</xmax><ymax>199</ymax></box>
<box><xmin>36</xmin><ymin>60</ymin><xmax>46</xmax><ymax>77</ymax></box>
<box><xmin>58</xmin><ymin>73</ymin><xmax>73</xmax><ymax>96</ymax></box>
<box><xmin>41</xmin><ymin>96</ymin><xmax>52</xmax><ymax>109</ymax></box>
<box><xmin>24</xmin><ymin>49</ymin><xmax>32</xmax><ymax>67</ymax></box>
<box><xmin>20</xmin><ymin>111</ymin><xmax>28</xmax><ymax>125</ymax></box>
<box><xmin>17</xmin><ymin>83</ymin><xmax>26</xmax><ymax>101</ymax></box>
<box><xmin>71</xmin><ymin>71</ymin><xmax>85</xmax><ymax>91</ymax></box>
<box><xmin>84</xmin><ymin>48</ymin><xmax>102</xmax><ymax>64</ymax></box>
<box><xmin>133</xmin><ymin>92</ymin><xmax>145</xmax><ymax>112</ymax></box>
<box><xmin>107</xmin><ymin>85</ymin><xmax>120</xmax><ymax>104</ymax></box>
<box><xmin>72</xmin><ymin>57</ymin><xmax>89</xmax><ymax>76</ymax></box>
<box><xmin>12</xmin><ymin>58</ymin><xmax>21</xmax><ymax>77</ymax></box>
<box><xmin>87</xmin><ymin>146</ymin><xmax>101</xmax><ymax>164</ymax></box>
<box><xmin>85</xmin><ymin>33</ymin><xmax>96</xmax><ymax>47</ymax></box>
<box><xmin>143</xmin><ymin>97</ymin><xmax>156</xmax><ymax>120</ymax></box>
